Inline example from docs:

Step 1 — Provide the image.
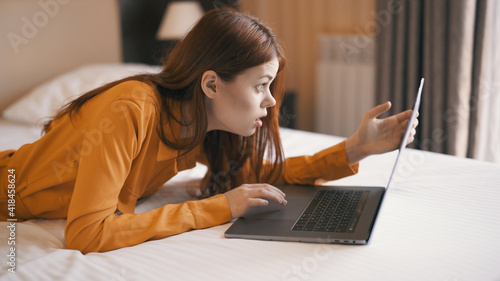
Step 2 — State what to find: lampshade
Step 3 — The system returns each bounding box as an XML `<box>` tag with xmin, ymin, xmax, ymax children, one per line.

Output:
<box><xmin>156</xmin><ymin>1</ymin><xmax>204</xmax><ymax>40</ymax></box>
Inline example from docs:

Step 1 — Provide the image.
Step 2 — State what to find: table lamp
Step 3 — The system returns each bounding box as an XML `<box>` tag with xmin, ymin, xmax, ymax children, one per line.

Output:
<box><xmin>156</xmin><ymin>1</ymin><xmax>204</xmax><ymax>40</ymax></box>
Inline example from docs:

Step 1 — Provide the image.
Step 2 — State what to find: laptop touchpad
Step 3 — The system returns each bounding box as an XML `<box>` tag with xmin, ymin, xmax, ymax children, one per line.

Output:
<box><xmin>242</xmin><ymin>194</ymin><xmax>309</xmax><ymax>220</ymax></box>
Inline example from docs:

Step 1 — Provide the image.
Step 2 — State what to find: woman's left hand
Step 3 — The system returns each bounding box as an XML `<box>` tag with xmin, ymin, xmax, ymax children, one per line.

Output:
<box><xmin>345</xmin><ymin>101</ymin><xmax>418</xmax><ymax>165</ymax></box>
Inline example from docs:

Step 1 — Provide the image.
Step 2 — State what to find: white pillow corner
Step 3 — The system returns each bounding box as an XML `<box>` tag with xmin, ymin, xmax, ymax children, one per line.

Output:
<box><xmin>2</xmin><ymin>63</ymin><xmax>162</xmax><ymax>126</ymax></box>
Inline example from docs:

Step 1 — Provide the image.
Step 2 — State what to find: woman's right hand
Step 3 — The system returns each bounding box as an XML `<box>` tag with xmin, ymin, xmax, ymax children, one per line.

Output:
<box><xmin>345</xmin><ymin>101</ymin><xmax>418</xmax><ymax>165</ymax></box>
<box><xmin>223</xmin><ymin>184</ymin><xmax>287</xmax><ymax>219</ymax></box>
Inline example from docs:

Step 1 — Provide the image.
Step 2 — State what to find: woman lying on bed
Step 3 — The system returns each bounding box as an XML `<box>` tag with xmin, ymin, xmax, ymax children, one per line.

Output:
<box><xmin>0</xmin><ymin>7</ymin><xmax>417</xmax><ymax>253</ymax></box>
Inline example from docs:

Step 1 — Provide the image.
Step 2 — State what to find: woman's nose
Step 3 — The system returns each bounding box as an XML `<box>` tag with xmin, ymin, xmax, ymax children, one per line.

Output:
<box><xmin>263</xmin><ymin>91</ymin><xmax>276</xmax><ymax>108</ymax></box>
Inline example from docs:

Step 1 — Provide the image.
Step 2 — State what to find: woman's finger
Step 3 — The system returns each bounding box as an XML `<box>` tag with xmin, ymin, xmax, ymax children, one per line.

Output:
<box><xmin>263</xmin><ymin>184</ymin><xmax>286</xmax><ymax>198</ymax></box>
<box><xmin>247</xmin><ymin>198</ymin><xmax>269</xmax><ymax>207</ymax></box>
<box><xmin>224</xmin><ymin>184</ymin><xmax>287</xmax><ymax>218</ymax></box>
<box><xmin>399</xmin><ymin>116</ymin><xmax>419</xmax><ymax>133</ymax></box>
<box><xmin>412</xmin><ymin>118</ymin><xmax>419</xmax><ymax>128</ymax></box>
<box><xmin>365</xmin><ymin>101</ymin><xmax>392</xmax><ymax>119</ymax></box>
<box><xmin>248</xmin><ymin>183</ymin><xmax>286</xmax><ymax>199</ymax></box>
<box><xmin>405</xmin><ymin>127</ymin><xmax>417</xmax><ymax>144</ymax></box>
<box><xmin>393</xmin><ymin>109</ymin><xmax>412</xmax><ymax>123</ymax></box>
<box><xmin>253</xmin><ymin>187</ymin><xmax>287</xmax><ymax>205</ymax></box>
<box><xmin>400</xmin><ymin>119</ymin><xmax>410</xmax><ymax>133</ymax></box>
<box><xmin>272</xmin><ymin>185</ymin><xmax>286</xmax><ymax>198</ymax></box>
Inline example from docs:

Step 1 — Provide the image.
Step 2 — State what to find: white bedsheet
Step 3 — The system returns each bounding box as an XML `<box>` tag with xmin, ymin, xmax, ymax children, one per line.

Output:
<box><xmin>1</xmin><ymin>119</ymin><xmax>500</xmax><ymax>281</ymax></box>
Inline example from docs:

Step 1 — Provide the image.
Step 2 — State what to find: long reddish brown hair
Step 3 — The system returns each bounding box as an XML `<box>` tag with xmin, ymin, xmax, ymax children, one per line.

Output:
<box><xmin>43</xmin><ymin>7</ymin><xmax>286</xmax><ymax>197</ymax></box>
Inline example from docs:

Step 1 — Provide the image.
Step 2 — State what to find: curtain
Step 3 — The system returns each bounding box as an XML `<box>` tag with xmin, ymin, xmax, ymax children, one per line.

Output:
<box><xmin>470</xmin><ymin>0</ymin><xmax>500</xmax><ymax>162</ymax></box>
<box><xmin>376</xmin><ymin>0</ymin><xmax>499</xmax><ymax>162</ymax></box>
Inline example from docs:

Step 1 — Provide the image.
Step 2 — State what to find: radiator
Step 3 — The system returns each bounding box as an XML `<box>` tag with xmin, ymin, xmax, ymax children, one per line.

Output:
<box><xmin>315</xmin><ymin>35</ymin><xmax>375</xmax><ymax>137</ymax></box>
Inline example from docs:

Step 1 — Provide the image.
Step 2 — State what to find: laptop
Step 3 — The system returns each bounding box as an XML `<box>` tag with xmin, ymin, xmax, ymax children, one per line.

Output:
<box><xmin>225</xmin><ymin>78</ymin><xmax>424</xmax><ymax>245</ymax></box>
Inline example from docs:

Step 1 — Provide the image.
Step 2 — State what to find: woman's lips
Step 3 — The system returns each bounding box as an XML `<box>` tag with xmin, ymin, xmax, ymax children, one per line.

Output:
<box><xmin>255</xmin><ymin>118</ymin><xmax>263</xmax><ymax>127</ymax></box>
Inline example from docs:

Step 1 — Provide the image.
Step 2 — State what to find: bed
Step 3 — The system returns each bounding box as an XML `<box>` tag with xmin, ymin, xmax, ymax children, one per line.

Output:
<box><xmin>1</xmin><ymin>1</ymin><xmax>500</xmax><ymax>281</ymax></box>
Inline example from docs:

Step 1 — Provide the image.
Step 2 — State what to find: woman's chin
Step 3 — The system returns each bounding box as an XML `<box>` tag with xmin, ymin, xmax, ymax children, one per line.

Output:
<box><xmin>214</xmin><ymin>127</ymin><xmax>256</xmax><ymax>137</ymax></box>
<box><xmin>240</xmin><ymin>129</ymin><xmax>256</xmax><ymax>137</ymax></box>
<box><xmin>239</xmin><ymin>127</ymin><xmax>258</xmax><ymax>137</ymax></box>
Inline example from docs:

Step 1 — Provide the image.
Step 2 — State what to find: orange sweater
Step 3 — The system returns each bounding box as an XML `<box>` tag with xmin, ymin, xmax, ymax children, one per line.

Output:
<box><xmin>0</xmin><ymin>81</ymin><xmax>358</xmax><ymax>253</ymax></box>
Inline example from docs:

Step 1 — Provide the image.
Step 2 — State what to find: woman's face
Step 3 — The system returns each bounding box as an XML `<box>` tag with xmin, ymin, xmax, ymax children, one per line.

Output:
<box><xmin>203</xmin><ymin>57</ymin><xmax>279</xmax><ymax>137</ymax></box>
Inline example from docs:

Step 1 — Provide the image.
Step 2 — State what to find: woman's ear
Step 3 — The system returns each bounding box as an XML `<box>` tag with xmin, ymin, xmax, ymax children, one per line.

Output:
<box><xmin>201</xmin><ymin>70</ymin><xmax>218</xmax><ymax>99</ymax></box>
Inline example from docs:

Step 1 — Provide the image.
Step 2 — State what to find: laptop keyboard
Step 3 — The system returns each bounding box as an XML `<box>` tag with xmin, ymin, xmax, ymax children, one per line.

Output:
<box><xmin>292</xmin><ymin>190</ymin><xmax>367</xmax><ymax>233</ymax></box>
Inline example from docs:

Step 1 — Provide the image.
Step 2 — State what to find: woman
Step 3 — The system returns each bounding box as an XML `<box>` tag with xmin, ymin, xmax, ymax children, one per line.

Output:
<box><xmin>0</xmin><ymin>8</ymin><xmax>417</xmax><ymax>253</ymax></box>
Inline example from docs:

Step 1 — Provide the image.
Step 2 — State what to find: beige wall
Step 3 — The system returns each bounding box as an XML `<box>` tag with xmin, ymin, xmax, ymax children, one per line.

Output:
<box><xmin>240</xmin><ymin>0</ymin><xmax>376</xmax><ymax>131</ymax></box>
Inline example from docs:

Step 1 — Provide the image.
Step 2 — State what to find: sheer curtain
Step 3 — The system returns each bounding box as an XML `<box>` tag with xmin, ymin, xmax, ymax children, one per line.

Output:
<box><xmin>470</xmin><ymin>0</ymin><xmax>500</xmax><ymax>162</ymax></box>
<box><xmin>376</xmin><ymin>0</ymin><xmax>499</xmax><ymax>163</ymax></box>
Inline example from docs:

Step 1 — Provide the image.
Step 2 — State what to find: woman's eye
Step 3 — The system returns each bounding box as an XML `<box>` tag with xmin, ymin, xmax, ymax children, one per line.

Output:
<box><xmin>257</xmin><ymin>83</ymin><xmax>268</xmax><ymax>92</ymax></box>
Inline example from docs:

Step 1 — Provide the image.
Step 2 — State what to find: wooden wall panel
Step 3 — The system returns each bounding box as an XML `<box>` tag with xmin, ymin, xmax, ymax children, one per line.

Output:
<box><xmin>240</xmin><ymin>0</ymin><xmax>375</xmax><ymax>131</ymax></box>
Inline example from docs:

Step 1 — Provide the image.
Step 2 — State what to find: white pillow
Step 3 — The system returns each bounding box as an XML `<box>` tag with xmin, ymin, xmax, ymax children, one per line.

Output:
<box><xmin>2</xmin><ymin>63</ymin><xmax>162</xmax><ymax>126</ymax></box>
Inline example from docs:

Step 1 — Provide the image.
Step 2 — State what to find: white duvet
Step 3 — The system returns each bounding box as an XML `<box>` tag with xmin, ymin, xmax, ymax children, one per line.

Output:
<box><xmin>1</xmin><ymin>123</ymin><xmax>500</xmax><ymax>281</ymax></box>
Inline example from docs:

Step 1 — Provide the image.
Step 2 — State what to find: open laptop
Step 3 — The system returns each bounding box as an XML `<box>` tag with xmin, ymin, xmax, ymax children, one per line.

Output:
<box><xmin>225</xmin><ymin>78</ymin><xmax>424</xmax><ymax>245</ymax></box>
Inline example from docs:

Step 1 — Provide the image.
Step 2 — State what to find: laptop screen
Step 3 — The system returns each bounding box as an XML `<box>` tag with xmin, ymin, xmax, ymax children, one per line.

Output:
<box><xmin>386</xmin><ymin>78</ymin><xmax>424</xmax><ymax>190</ymax></box>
